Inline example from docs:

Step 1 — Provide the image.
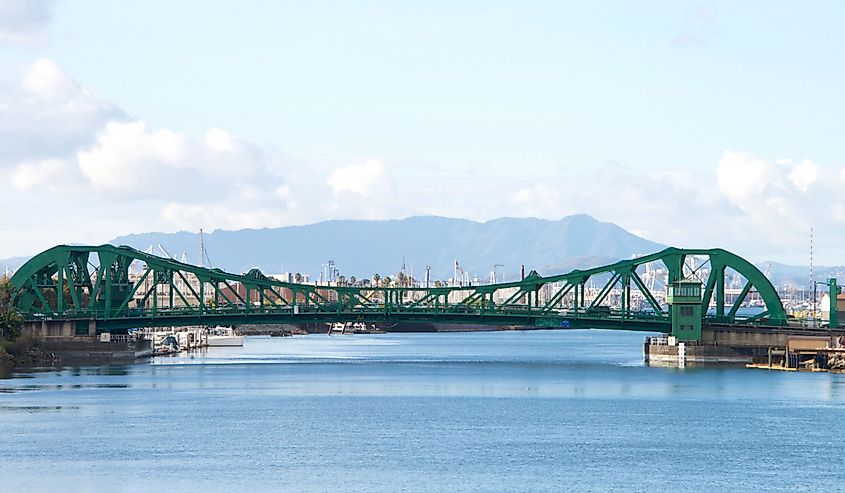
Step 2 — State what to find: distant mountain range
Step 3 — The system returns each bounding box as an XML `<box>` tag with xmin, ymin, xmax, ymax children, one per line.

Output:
<box><xmin>108</xmin><ymin>214</ymin><xmax>665</xmax><ymax>281</ymax></box>
<box><xmin>760</xmin><ymin>261</ymin><xmax>843</xmax><ymax>290</ymax></box>
<box><xmin>1</xmin><ymin>215</ymin><xmax>837</xmax><ymax>287</ymax></box>
<box><xmin>0</xmin><ymin>255</ymin><xmax>29</xmax><ymax>275</ymax></box>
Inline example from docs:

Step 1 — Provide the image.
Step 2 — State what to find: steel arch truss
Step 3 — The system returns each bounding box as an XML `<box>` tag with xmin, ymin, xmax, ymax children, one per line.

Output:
<box><xmin>9</xmin><ymin>245</ymin><xmax>787</xmax><ymax>334</ymax></box>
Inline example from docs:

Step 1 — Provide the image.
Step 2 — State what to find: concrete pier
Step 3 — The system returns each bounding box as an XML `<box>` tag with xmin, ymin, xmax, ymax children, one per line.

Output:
<box><xmin>22</xmin><ymin>319</ymin><xmax>97</xmax><ymax>338</ymax></box>
<box><xmin>39</xmin><ymin>337</ymin><xmax>153</xmax><ymax>362</ymax></box>
<box><xmin>645</xmin><ymin>325</ymin><xmax>845</xmax><ymax>368</ymax></box>
<box><xmin>19</xmin><ymin>320</ymin><xmax>153</xmax><ymax>363</ymax></box>
<box><xmin>644</xmin><ymin>337</ymin><xmax>752</xmax><ymax>366</ymax></box>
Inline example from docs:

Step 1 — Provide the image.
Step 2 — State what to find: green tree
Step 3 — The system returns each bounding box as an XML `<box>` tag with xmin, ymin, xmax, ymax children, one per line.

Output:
<box><xmin>0</xmin><ymin>276</ymin><xmax>23</xmax><ymax>341</ymax></box>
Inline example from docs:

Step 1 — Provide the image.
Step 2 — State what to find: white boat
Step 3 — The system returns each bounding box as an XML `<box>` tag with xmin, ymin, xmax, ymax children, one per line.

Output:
<box><xmin>328</xmin><ymin>322</ymin><xmax>347</xmax><ymax>335</ymax></box>
<box><xmin>206</xmin><ymin>326</ymin><xmax>245</xmax><ymax>347</ymax></box>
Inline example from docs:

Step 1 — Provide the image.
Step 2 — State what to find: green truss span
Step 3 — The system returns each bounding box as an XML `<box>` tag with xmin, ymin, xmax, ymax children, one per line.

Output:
<box><xmin>10</xmin><ymin>244</ymin><xmax>787</xmax><ymax>336</ymax></box>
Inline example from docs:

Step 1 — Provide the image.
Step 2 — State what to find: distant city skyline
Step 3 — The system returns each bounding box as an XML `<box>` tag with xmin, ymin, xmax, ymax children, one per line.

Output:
<box><xmin>1</xmin><ymin>1</ymin><xmax>843</xmax><ymax>264</ymax></box>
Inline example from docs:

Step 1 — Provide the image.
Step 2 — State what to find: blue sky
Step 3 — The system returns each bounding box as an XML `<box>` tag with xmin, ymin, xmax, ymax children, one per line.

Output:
<box><xmin>0</xmin><ymin>1</ymin><xmax>843</xmax><ymax>264</ymax></box>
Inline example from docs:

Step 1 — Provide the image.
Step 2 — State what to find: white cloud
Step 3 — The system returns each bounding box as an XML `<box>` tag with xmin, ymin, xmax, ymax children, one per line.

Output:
<box><xmin>708</xmin><ymin>150</ymin><xmax>845</xmax><ymax>259</ymax></box>
<box><xmin>715</xmin><ymin>150</ymin><xmax>833</xmax><ymax>228</ymax></box>
<box><xmin>77</xmin><ymin>121</ymin><xmax>188</xmax><ymax>193</ymax></box>
<box><xmin>717</xmin><ymin>151</ymin><xmax>825</xmax><ymax>203</ymax></box>
<box><xmin>21</xmin><ymin>57</ymin><xmax>77</xmax><ymax>100</ymax></box>
<box><xmin>0</xmin><ymin>58</ymin><xmax>416</xmax><ymax>244</ymax></box>
<box><xmin>787</xmin><ymin>159</ymin><xmax>819</xmax><ymax>192</ymax></box>
<box><xmin>0</xmin><ymin>59</ymin><xmax>298</xmax><ymax>238</ymax></box>
<box><xmin>510</xmin><ymin>183</ymin><xmax>560</xmax><ymax>216</ymax></box>
<box><xmin>204</xmin><ymin>128</ymin><xmax>235</xmax><ymax>153</ymax></box>
<box><xmin>0</xmin><ymin>58</ymin><xmax>417</xmax><ymax>242</ymax></box>
<box><xmin>161</xmin><ymin>202</ymin><xmax>293</xmax><ymax>232</ymax></box>
<box><xmin>0</xmin><ymin>0</ymin><xmax>54</xmax><ymax>46</ymax></box>
<box><xmin>0</xmin><ymin>58</ymin><xmax>123</xmax><ymax>164</ymax></box>
<box><xmin>716</xmin><ymin>150</ymin><xmax>771</xmax><ymax>205</ymax></box>
<box><xmin>12</xmin><ymin>108</ymin><xmax>285</xmax><ymax>203</ymax></box>
<box><xmin>11</xmin><ymin>158</ymin><xmax>75</xmax><ymax>192</ymax></box>
<box><xmin>326</xmin><ymin>159</ymin><xmax>386</xmax><ymax>196</ymax></box>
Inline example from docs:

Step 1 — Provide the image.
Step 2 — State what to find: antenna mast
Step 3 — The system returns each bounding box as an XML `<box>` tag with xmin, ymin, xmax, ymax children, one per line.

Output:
<box><xmin>810</xmin><ymin>226</ymin><xmax>815</xmax><ymax>325</ymax></box>
<box><xmin>199</xmin><ymin>229</ymin><xmax>211</xmax><ymax>268</ymax></box>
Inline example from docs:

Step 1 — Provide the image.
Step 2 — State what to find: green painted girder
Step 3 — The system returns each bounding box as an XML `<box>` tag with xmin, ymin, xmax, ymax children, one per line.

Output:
<box><xmin>9</xmin><ymin>244</ymin><xmax>788</xmax><ymax>331</ymax></box>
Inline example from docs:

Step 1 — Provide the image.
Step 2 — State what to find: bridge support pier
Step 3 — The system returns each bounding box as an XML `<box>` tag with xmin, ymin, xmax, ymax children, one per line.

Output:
<box><xmin>22</xmin><ymin>319</ymin><xmax>97</xmax><ymax>339</ymax></box>
<box><xmin>645</xmin><ymin>326</ymin><xmax>845</xmax><ymax>367</ymax></box>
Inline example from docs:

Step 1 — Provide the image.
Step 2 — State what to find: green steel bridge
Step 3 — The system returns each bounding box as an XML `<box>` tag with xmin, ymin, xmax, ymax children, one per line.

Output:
<box><xmin>8</xmin><ymin>244</ymin><xmax>801</xmax><ymax>341</ymax></box>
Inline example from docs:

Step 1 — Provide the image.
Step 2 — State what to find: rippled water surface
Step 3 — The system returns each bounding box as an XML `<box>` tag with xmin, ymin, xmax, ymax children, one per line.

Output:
<box><xmin>2</xmin><ymin>330</ymin><xmax>844</xmax><ymax>492</ymax></box>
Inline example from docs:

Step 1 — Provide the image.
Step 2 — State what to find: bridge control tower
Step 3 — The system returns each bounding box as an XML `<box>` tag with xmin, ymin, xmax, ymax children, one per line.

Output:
<box><xmin>667</xmin><ymin>280</ymin><xmax>702</xmax><ymax>341</ymax></box>
<box><xmin>822</xmin><ymin>278</ymin><xmax>842</xmax><ymax>328</ymax></box>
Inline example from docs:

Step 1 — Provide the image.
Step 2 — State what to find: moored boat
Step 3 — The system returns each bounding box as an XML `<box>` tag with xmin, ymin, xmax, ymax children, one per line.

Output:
<box><xmin>207</xmin><ymin>326</ymin><xmax>245</xmax><ymax>347</ymax></box>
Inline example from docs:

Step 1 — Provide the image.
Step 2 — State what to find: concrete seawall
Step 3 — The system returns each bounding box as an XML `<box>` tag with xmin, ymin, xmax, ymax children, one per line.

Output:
<box><xmin>38</xmin><ymin>337</ymin><xmax>153</xmax><ymax>363</ymax></box>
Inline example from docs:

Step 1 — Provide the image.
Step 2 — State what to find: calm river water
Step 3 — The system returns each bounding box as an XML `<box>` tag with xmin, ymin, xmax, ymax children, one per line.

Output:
<box><xmin>2</xmin><ymin>330</ymin><xmax>844</xmax><ymax>492</ymax></box>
